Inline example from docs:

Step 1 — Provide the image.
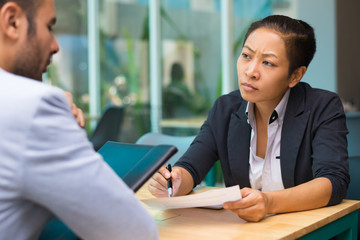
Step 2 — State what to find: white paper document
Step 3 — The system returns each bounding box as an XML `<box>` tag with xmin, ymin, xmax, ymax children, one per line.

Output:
<box><xmin>141</xmin><ymin>185</ymin><xmax>241</xmax><ymax>210</ymax></box>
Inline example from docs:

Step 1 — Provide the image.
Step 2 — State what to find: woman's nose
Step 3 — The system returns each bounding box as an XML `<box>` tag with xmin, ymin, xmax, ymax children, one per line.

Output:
<box><xmin>245</xmin><ymin>61</ymin><xmax>260</xmax><ymax>79</ymax></box>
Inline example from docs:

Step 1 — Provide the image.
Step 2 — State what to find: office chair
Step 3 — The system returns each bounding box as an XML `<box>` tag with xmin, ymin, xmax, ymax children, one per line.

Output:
<box><xmin>89</xmin><ymin>106</ymin><xmax>125</xmax><ymax>151</ymax></box>
<box><xmin>39</xmin><ymin>215</ymin><xmax>78</xmax><ymax>240</ymax></box>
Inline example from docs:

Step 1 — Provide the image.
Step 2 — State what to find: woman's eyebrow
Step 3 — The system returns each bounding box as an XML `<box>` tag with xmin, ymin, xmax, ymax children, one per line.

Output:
<box><xmin>244</xmin><ymin>45</ymin><xmax>278</xmax><ymax>58</ymax></box>
<box><xmin>262</xmin><ymin>52</ymin><xmax>278</xmax><ymax>59</ymax></box>
<box><xmin>243</xmin><ymin>45</ymin><xmax>254</xmax><ymax>52</ymax></box>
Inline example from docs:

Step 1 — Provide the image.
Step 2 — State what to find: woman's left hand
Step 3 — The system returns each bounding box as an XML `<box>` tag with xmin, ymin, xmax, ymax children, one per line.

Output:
<box><xmin>223</xmin><ymin>187</ymin><xmax>270</xmax><ymax>222</ymax></box>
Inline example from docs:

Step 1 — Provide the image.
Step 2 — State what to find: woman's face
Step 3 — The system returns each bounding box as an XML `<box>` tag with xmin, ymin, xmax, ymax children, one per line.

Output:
<box><xmin>237</xmin><ymin>27</ymin><xmax>296</xmax><ymax>108</ymax></box>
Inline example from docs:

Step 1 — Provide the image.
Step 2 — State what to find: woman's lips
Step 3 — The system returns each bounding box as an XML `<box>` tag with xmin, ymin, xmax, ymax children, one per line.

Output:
<box><xmin>241</xmin><ymin>83</ymin><xmax>258</xmax><ymax>91</ymax></box>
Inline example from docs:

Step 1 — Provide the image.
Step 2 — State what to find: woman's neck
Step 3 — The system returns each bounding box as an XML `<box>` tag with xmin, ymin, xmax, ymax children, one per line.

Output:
<box><xmin>254</xmin><ymin>102</ymin><xmax>276</xmax><ymax>124</ymax></box>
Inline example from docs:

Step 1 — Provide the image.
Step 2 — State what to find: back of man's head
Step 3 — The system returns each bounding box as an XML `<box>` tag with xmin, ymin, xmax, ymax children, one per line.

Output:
<box><xmin>0</xmin><ymin>0</ymin><xmax>41</xmax><ymax>35</ymax></box>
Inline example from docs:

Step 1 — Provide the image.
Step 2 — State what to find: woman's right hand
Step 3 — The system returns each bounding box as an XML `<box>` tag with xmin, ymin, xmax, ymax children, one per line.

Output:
<box><xmin>148</xmin><ymin>165</ymin><xmax>183</xmax><ymax>198</ymax></box>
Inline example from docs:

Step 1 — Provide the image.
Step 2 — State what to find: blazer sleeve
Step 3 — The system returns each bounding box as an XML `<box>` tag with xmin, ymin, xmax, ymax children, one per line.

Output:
<box><xmin>175</xmin><ymin>91</ymin><xmax>245</xmax><ymax>188</ymax></box>
<box><xmin>310</xmin><ymin>92</ymin><xmax>349</xmax><ymax>206</ymax></box>
<box><xmin>20</xmin><ymin>89</ymin><xmax>158</xmax><ymax>240</ymax></box>
<box><xmin>175</xmin><ymin>98</ymin><xmax>223</xmax><ymax>187</ymax></box>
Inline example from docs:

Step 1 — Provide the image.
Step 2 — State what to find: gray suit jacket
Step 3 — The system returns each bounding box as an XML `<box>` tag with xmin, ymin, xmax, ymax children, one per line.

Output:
<box><xmin>0</xmin><ymin>69</ymin><xmax>158</xmax><ymax>240</ymax></box>
<box><xmin>176</xmin><ymin>82</ymin><xmax>349</xmax><ymax>206</ymax></box>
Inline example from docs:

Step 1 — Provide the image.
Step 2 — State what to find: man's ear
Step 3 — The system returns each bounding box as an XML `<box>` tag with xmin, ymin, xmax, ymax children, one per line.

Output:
<box><xmin>0</xmin><ymin>2</ymin><xmax>26</xmax><ymax>40</ymax></box>
<box><xmin>289</xmin><ymin>66</ymin><xmax>307</xmax><ymax>88</ymax></box>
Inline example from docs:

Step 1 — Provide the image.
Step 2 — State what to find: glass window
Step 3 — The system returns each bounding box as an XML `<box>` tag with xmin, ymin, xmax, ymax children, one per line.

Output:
<box><xmin>51</xmin><ymin>0</ymin><xmax>151</xmax><ymax>142</ymax></box>
<box><xmin>160</xmin><ymin>0</ymin><xmax>273</xmax><ymax>136</ymax></box>
<box><xmin>49</xmin><ymin>0</ymin><xmax>274</xmax><ymax>143</ymax></box>
<box><xmin>49</xmin><ymin>0</ymin><xmax>88</xmax><ymax>115</ymax></box>
<box><xmin>160</xmin><ymin>0</ymin><xmax>220</xmax><ymax>136</ymax></box>
<box><xmin>50</xmin><ymin>0</ymin><xmax>89</xmax><ymax>127</ymax></box>
<box><xmin>98</xmin><ymin>0</ymin><xmax>151</xmax><ymax>142</ymax></box>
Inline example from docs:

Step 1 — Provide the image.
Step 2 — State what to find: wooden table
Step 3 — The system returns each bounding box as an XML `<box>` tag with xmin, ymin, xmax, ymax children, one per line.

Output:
<box><xmin>137</xmin><ymin>185</ymin><xmax>360</xmax><ymax>240</ymax></box>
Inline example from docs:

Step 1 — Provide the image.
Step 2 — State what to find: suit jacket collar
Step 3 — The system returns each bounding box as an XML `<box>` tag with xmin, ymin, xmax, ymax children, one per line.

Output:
<box><xmin>227</xmin><ymin>99</ymin><xmax>252</xmax><ymax>187</ymax></box>
<box><xmin>227</xmin><ymin>83</ymin><xmax>310</xmax><ymax>189</ymax></box>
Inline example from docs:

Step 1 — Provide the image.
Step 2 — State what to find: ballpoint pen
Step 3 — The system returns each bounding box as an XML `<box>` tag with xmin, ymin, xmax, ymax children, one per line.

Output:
<box><xmin>167</xmin><ymin>164</ymin><xmax>173</xmax><ymax>198</ymax></box>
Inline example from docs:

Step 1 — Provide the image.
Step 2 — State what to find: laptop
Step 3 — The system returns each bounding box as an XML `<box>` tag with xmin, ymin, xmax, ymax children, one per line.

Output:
<box><xmin>97</xmin><ymin>141</ymin><xmax>178</xmax><ymax>192</ymax></box>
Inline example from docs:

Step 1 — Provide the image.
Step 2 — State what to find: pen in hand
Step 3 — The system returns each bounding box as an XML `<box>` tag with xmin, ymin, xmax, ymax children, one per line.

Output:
<box><xmin>167</xmin><ymin>164</ymin><xmax>173</xmax><ymax>198</ymax></box>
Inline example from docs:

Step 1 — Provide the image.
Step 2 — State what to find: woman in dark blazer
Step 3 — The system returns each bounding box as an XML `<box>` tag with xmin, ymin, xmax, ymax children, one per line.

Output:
<box><xmin>148</xmin><ymin>15</ymin><xmax>349</xmax><ymax>222</ymax></box>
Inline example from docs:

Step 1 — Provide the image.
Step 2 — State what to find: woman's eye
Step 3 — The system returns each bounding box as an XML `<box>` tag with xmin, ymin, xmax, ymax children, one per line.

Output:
<box><xmin>263</xmin><ymin>61</ymin><xmax>274</xmax><ymax>67</ymax></box>
<box><xmin>241</xmin><ymin>53</ymin><xmax>250</xmax><ymax>59</ymax></box>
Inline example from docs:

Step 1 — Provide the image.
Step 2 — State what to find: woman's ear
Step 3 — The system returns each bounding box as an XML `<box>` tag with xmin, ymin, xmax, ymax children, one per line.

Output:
<box><xmin>0</xmin><ymin>2</ymin><xmax>25</xmax><ymax>40</ymax></box>
<box><xmin>289</xmin><ymin>66</ymin><xmax>307</xmax><ymax>88</ymax></box>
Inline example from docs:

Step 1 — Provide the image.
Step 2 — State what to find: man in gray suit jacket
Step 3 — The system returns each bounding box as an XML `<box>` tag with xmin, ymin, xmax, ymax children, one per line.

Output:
<box><xmin>0</xmin><ymin>0</ymin><xmax>158</xmax><ymax>239</ymax></box>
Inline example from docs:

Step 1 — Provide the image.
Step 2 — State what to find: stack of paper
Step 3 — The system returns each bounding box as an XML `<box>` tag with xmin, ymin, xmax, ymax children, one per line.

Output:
<box><xmin>141</xmin><ymin>185</ymin><xmax>242</xmax><ymax>209</ymax></box>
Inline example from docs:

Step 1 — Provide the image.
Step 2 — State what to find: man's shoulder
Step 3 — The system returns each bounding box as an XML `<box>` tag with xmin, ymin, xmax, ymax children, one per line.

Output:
<box><xmin>0</xmin><ymin>69</ymin><xmax>69</xmax><ymax>133</ymax></box>
<box><xmin>0</xmin><ymin>69</ymin><xmax>66</xmax><ymax>106</ymax></box>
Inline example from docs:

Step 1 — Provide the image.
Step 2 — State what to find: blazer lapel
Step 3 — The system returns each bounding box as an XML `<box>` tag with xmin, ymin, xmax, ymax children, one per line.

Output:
<box><xmin>227</xmin><ymin>101</ymin><xmax>252</xmax><ymax>188</ymax></box>
<box><xmin>281</xmin><ymin>85</ymin><xmax>310</xmax><ymax>188</ymax></box>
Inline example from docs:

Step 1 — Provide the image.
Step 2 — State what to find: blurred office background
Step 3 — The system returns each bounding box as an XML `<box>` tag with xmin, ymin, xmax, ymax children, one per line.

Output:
<box><xmin>45</xmin><ymin>0</ymin><xmax>359</xmax><ymax>145</ymax></box>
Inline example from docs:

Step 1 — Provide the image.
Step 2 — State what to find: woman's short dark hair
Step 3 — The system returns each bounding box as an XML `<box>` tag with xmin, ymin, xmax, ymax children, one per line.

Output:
<box><xmin>0</xmin><ymin>0</ymin><xmax>41</xmax><ymax>35</ymax></box>
<box><xmin>243</xmin><ymin>15</ymin><xmax>316</xmax><ymax>76</ymax></box>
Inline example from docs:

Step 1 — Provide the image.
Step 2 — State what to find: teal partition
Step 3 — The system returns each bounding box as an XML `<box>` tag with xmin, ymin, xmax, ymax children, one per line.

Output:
<box><xmin>346</xmin><ymin>112</ymin><xmax>360</xmax><ymax>200</ymax></box>
<box><xmin>346</xmin><ymin>112</ymin><xmax>360</xmax><ymax>240</ymax></box>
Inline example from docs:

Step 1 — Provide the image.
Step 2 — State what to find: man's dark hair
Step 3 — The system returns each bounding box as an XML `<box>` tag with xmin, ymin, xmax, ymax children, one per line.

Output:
<box><xmin>0</xmin><ymin>0</ymin><xmax>41</xmax><ymax>35</ymax></box>
<box><xmin>243</xmin><ymin>15</ymin><xmax>316</xmax><ymax>76</ymax></box>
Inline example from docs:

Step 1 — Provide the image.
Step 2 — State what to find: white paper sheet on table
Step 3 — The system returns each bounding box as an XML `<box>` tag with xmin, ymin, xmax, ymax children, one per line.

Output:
<box><xmin>141</xmin><ymin>185</ymin><xmax>241</xmax><ymax>209</ymax></box>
